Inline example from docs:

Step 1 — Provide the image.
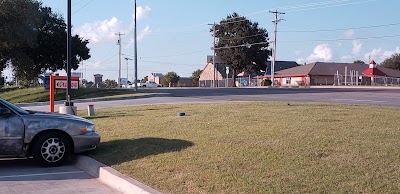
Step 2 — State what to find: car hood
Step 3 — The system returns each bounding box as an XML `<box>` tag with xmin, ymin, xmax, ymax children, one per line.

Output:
<box><xmin>26</xmin><ymin>111</ymin><xmax>93</xmax><ymax>125</ymax></box>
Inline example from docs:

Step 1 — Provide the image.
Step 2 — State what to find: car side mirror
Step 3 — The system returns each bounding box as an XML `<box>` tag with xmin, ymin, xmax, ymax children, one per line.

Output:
<box><xmin>0</xmin><ymin>108</ymin><xmax>11</xmax><ymax>115</ymax></box>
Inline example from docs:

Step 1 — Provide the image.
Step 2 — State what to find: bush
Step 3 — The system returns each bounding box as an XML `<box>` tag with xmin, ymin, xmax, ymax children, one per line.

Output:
<box><xmin>261</xmin><ymin>79</ymin><xmax>272</xmax><ymax>86</ymax></box>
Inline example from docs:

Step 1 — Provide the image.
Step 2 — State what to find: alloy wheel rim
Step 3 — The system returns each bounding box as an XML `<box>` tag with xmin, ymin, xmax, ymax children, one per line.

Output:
<box><xmin>41</xmin><ymin>138</ymin><xmax>65</xmax><ymax>163</ymax></box>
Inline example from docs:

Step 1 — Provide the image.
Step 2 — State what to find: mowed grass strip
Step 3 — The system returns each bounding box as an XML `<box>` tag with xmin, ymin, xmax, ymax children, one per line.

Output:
<box><xmin>0</xmin><ymin>87</ymin><xmax>147</xmax><ymax>103</ymax></box>
<box><xmin>83</xmin><ymin>102</ymin><xmax>400</xmax><ymax>194</ymax></box>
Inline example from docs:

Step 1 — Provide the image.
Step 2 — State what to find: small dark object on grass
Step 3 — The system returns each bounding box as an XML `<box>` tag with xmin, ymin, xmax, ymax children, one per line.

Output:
<box><xmin>177</xmin><ymin>112</ymin><xmax>186</xmax><ymax>116</ymax></box>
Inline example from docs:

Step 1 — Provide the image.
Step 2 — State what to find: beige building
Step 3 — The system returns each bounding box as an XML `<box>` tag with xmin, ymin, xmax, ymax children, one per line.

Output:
<box><xmin>261</xmin><ymin>62</ymin><xmax>400</xmax><ymax>86</ymax></box>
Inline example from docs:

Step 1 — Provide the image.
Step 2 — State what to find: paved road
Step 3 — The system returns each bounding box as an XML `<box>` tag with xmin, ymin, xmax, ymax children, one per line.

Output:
<box><xmin>0</xmin><ymin>159</ymin><xmax>119</xmax><ymax>194</ymax></box>
<box><xmin>19</xmin><ymin>87</ymin><xmax>400</xmax><ymax>112</ymax></box>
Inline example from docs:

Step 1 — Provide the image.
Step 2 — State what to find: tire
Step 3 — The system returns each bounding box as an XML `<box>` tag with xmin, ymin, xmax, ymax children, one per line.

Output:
<box><xmin>143</xmin><ymin>85</ymin><xmax>146</xmax><ymax>87</ymax></box>
<box><xmin>32</xmin><ymin>132</ymin><xmax>71</xmax><ymax>167</ymax></box>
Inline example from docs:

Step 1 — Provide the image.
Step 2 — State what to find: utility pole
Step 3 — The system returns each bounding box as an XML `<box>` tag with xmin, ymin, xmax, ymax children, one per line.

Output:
<box><xmin>125</xmin><ymin>57</ymin><xmax>132</xmax><ymax>82</ymax></box>
<box><xmin>269</xmin><ymin>9</ymin><xmax>285</xmax><ymax>87</ymax></box>
<box><xmin>134</xmin><ymin>0</ymin><xmax>138</xmax><ymax>91</ymax></box>
<box><xmin>116</xmin><ymin>32</ymin><xmax>125</xmax><ymax>88</ymax></box>
<box><xmin>208</xmin><ymin>23</ymin><xmax>216</xmax><ymax>88</ymax></box>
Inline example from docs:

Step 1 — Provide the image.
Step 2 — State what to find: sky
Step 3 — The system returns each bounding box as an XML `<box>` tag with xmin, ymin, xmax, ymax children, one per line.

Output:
<box><xmin>30</xmin><ymin>0</ymin><xmax>400</xmax><ymax>82</ymax></box>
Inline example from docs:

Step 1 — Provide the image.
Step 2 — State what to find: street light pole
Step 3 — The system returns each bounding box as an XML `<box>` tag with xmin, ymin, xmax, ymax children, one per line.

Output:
<box><xmin>125</xmin><ymin>57</ymin><xmax>132</xmax><ymax>82</ymax></box>
<box><xmin>134</xmin><ymin>0</ymin><xmax>138</xmax><ymax>91</ymax></box>
<box><xmin>66</xmin><ymin>0</ymin><xmax>72</xmax><ymax>104</ymax></box>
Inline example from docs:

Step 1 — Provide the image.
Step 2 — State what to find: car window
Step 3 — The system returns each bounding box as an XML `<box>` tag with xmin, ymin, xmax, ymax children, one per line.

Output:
<box><xmin>0</xmin><ymin>98</ymin><xmax>29</xmax><ymax>115</ymax></box>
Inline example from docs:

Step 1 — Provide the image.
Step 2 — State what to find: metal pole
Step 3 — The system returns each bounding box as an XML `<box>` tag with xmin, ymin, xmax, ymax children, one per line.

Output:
<box><xmin>66</xmin><ymin>0</ymin><xmax>72</xmax><ymax>105</ymax></box>
<box><xmin>125</xmin><ymin>57</ymin><xmax>132</xmax><ymax>83</ymax></box>
<box><xmin>213</xmin><ymin>23</ymin><xmax>216</xmax><ymax>88</ymax></box>
<box><xmin>344</xmin><ymin>66</ymin><xmax>347</xmax><ymax>86</ymax></box>
<box><xmin>134</xmin><ymin>0</ymin><xmax>138</xmax><ymax>91</ymax></box>
<box><xmin>116</xmin><ymin>32</ymin><xmax>124</xmax><ymax>88</ymax></box>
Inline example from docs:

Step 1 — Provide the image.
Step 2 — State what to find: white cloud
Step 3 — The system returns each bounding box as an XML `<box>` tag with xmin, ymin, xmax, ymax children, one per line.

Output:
<box><xmin>352</xmin><ymin>40</ymin><xmax>362</xmax><ymax>55</ymax></box>
<box><xmin>344</xmin><ymin>29</ymin><xmax>354</xmax><ymax>38</ymax></box>
<box><xmin>75</xmin><ymin>17</ymin><xmax>124</xmax><ymax>43</ymax></box>
<box><xmin>76</xmin><ymin>4</ymin><xmax>152</xmax><ymax>44</ymax></box>
<box><xmin>136</xmin><ymin>6</ymin><xmax>151</xmax><ymax>20</ymax></box>
<box><xmin>364</xmin><ymin>47</ymin><xmax>400</xmax><ymax>63</ymax></box>
<box><xmin>138</xmin><ymin>26</ymin><xmax>152</xmax><ymax>41</ymax></box>
<box><xmin>364</xmin><ymin>48</ymin><xmax>382</xmax><ymax>62</ymax></box>
<box><xmin>296</xmin><ymin>58</ymin><xmax>306</xmax><ymax>65</ymax></box>
<box><xmin>306</xmin><ymin>44</ymin><xmax>333</xmax><ymax>62</ymax></box>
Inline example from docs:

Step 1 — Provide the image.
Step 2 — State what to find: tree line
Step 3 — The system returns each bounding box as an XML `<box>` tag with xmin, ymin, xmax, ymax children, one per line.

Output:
<box><xmin>0</xmin><ymin>0</ymin><xmax>90</xmax><ymax>87</ymax></box>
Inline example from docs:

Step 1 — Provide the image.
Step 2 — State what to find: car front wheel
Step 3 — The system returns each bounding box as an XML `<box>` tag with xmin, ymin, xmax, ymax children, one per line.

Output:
<box><xmin>32</xmin><ymin>132</ymin><xmax>71</xmax><ymax>167</ymax></box>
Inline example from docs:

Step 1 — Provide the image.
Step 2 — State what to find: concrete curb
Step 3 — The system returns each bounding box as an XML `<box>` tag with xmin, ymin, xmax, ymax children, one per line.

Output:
<box><xmin>74</xmin><ymin>155</ymin><xmax>163</xmax><ymax>194</ymax></box>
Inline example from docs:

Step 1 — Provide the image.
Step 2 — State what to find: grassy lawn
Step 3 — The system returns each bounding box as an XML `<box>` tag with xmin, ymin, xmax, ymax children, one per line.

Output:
<box><xmin>0</xmin><ymin>87</ymin><xmax>146</xmax><ymax>103</ymax></box>
<box><xmin>82</xmin><ymin>102</ymin><xmax>400</xmax><ymax>194</ymax></box>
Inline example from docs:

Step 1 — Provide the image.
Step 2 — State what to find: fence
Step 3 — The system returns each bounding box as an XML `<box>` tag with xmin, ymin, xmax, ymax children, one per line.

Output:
<box><xmin>333</xmin><ymin>74</ymin><xmax>400</xmax><ymax>86</ymax></box>
<box><xmin>201</xmin><ymin>75</ymin><xmax>400</xmax><ymax>87</ymax></box>
<box><xmin>373</xmin><ymin>76</ymin><xmax>400</xmax><ymax>86</ymax></box>
<box><xmin>199</xmin><ymin>77</ymin><xmax>267</xmax><ymax>88</ymax></box>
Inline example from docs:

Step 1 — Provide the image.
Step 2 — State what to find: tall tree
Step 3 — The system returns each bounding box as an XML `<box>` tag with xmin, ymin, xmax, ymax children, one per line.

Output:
<box><xmin>381</xmin><ymin>53</ymin><xmax>400</xmax><ymax>71</ymax></box>
<box><xmin>191</xmin><ymin>69</ymin><xmax>203</xmax><ymax>86</ymax></box>
<box><xmin>163</xmin><ymin>72</ymin><xmax>180</xmax><ymax>87</ymax></box>
<box><xmin>0</xmin><ymin>0</ymin><xmax>91</xmax><ymax>87</ymax></box>
<box><xmin>0</xmin><ymin>0</ymin><xmax>42</xmax><ymax>74</ymax></box>
<box><xmin>353</xmin><ymin>60</ymin><xmax>365</xmax><ymax>64</ymax></box>
<box><xmin>212</xmin><ymin>13</ymin><xmax>271</xmax><ymax>87</ymax></box>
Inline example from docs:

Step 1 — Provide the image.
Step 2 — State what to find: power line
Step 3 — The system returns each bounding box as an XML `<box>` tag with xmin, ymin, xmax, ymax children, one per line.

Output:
<box><xmin>72</xmin><ymin>0</ymin><xmax>86</xmax><ymax>7</ymax></box>
<box><xmin>211</xmin><ymin>0</ymin><xmax>373</xmax><ymax>26</ymax></box>
<box><xmin>219</xmin><ymin>33</ymin><xmax>266</xmax><ymax>41</ymax></box>
<box><xmin>135</xmin><ymin>50</ymin><xmax>209</xmax><ymax>59</ymax></box>
<box><xmin>285</xmin><ymin>0</ymin><xmax>377</xmax><ymax>13</ymax></box>
<box><xmin>280</xmin><ymin>22</ymin><xmax>400</xmax><ymax>33</ymax></box>
<box><xmin>215</xmin><ymin>41</ymin><xmax>270</xmax><ymax>50</ymax></box>
<box><xmin>73</xmin><ymin>0</ymin><xmax>95</xmax><ymax>14</ymax></box>
<box><xmin>137</xmin><ymin>59</ymin><xmax>204</xmax><ymax>67</ymax></box>
<box><xmin>280</xmin><ymin>34</ymin><xmax>400</xmax><ymax>43</ymax></box>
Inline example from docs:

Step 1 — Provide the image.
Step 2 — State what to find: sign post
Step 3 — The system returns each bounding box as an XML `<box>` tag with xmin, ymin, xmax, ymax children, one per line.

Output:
<box><xmin>49</xmin><ymin>75</ymin><xmax>79</xmax><ymax>112</ymax></box>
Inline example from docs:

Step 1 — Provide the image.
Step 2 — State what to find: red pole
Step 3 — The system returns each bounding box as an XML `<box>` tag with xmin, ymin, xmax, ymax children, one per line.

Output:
<box><xmin>50</xmin><ymin>76</ymin><xmax>54</xmax><ymax>112</ymax></box>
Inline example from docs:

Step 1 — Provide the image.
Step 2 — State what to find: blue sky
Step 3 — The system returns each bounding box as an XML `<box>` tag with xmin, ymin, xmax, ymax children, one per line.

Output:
<box><xmin>36</xmin><ymin>0</ymin><xmax>399</xmax><ymax>82</ymax></box>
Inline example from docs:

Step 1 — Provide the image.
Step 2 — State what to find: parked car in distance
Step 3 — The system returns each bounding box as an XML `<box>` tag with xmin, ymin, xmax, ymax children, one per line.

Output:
<box><xmin>0</xmin><ymin>98</ymin><xmax>100</xmax><ymax>167</ymax></box>
<box><xmin>137</xmin><ymin>81</ymin><xmax>162</xmax><ymax>88</ymax></box>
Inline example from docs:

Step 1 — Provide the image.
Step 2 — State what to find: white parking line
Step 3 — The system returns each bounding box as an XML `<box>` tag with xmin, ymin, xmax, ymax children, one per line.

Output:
<box><xmin>0</xmin><ymin>171</ymin><xmax>85</xmax><ymax>179</ymax></box>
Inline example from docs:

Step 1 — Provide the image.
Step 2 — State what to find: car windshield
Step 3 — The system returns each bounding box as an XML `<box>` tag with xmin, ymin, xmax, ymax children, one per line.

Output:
<box><xmin>0</xmin><ymin>98</ymin><xmax>29</xmax><ymax>115</ymax></box>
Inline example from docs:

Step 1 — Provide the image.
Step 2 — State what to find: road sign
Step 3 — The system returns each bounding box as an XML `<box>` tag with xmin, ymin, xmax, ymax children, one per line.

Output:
<box><xmin>72</xmin><ymin>72</ymin><xmax>83</xmax><ymax>78</ymax></box>
<box><xmin>55</xmin><ymin>80</ymin><xmax>79</xmax><ymax>89</ymax></box>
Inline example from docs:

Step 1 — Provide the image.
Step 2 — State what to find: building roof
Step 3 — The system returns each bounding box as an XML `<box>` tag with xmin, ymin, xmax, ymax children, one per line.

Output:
<box><xmin>265</xmin><ymin>61</ymin><xmax>300</xmax><ymax>72</ymax></box>
<box><xmin>363</xmin><ymin>68</ymin><xmax>386</xmax><ymax>77</ymax></box>
<box><xmin>378</xmin><ymin>66</ymin><xmax>400</xmax><ymax>77</ymax></box>
<box><xmin>275</xmin><ymin>62</ymin><xmax>400</xmax><ymax>78</ymax></box>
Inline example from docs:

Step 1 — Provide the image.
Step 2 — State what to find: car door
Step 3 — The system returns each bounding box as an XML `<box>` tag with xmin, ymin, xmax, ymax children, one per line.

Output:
<box><xmin>0</xmin><ymin>105</ymin><xmax>25</xmax><ymax>156</ymax></box>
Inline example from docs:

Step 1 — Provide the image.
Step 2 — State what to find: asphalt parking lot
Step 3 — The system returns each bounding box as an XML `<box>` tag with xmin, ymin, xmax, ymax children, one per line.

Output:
<box><xmin>0</xmin><ymin>158</ymin><xmax>119</xmax><ymax>194</ymax></box>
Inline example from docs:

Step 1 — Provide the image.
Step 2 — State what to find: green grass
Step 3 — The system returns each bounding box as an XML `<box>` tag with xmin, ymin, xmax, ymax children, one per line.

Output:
<box><xmin>0</xmin><ymin>87</ymin><xmax>147</xmax><ymax>103</ymax></box>
<box><xmin>82</xmin><ymin>102</ymin><xmax>400</xmax><ymax>194</ymax></box>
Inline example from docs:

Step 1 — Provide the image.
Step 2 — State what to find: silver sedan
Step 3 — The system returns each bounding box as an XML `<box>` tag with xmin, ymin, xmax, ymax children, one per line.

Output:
<box><xmin>0</xmin><ymin>98</ymin><xmax>100</xmax><ymax>167</ymax></box>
